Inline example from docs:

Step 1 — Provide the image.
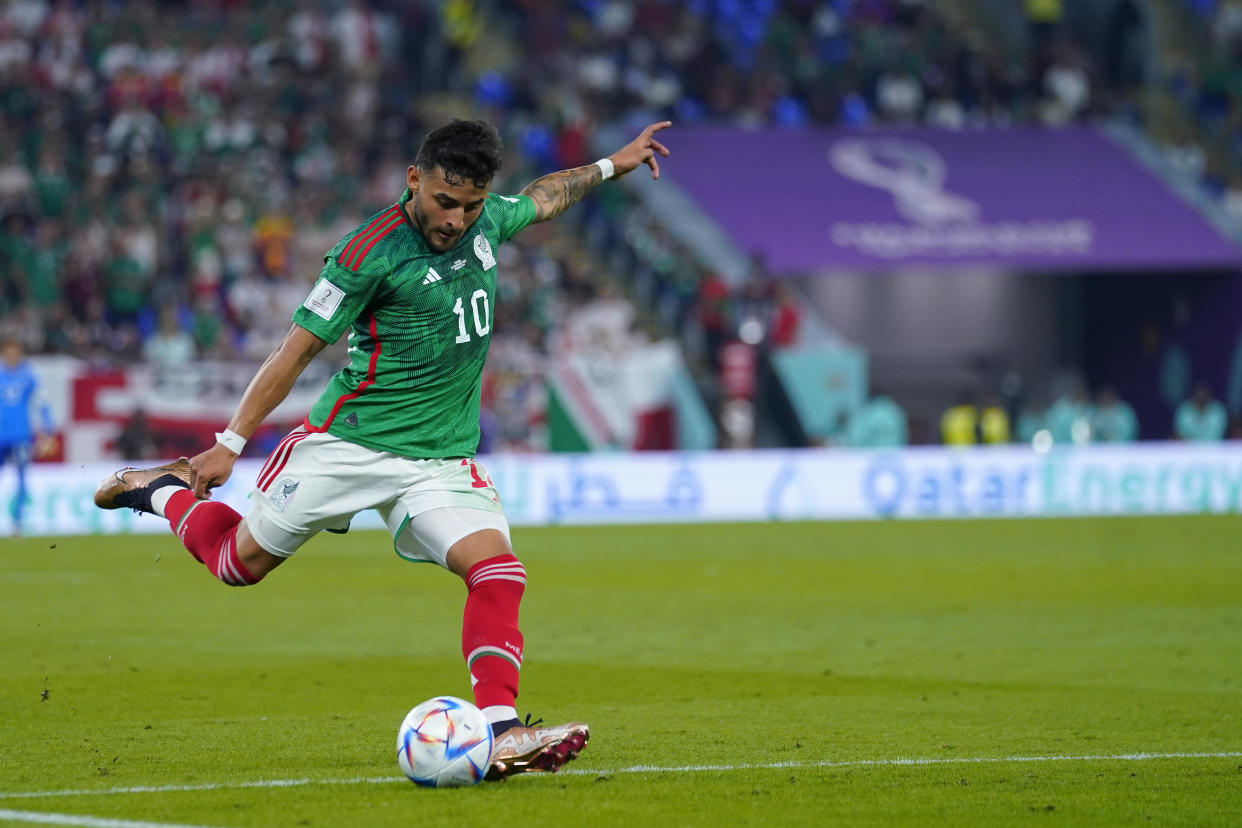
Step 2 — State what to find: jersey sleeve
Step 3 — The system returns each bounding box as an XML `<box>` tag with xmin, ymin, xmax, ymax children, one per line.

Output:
<box><xmin>292</xmin><ymin>258</ymin><xmax>385</xmax><ymax>343</ymax></box>
<box><xmin>489</xmin><ymin>193</ymin><xmax>538</xmax><ymax>243</ymax></box>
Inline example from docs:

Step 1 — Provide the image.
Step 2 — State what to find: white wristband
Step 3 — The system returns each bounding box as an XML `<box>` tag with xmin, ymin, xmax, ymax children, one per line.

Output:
<box><xmin>595</xmin><ymin>157</ymin><xmax>615</xmax><ymax>181</ymax></box>
<box><xmin>215</xmin><ymin>429</ymin><xmax>247</xmax><ymax>455</ymax></box>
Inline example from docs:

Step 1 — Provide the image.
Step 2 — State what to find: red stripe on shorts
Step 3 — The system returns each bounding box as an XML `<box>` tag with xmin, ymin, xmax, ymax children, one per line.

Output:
<box><xmin>257</xmin><ymin>430</ymin><xmax>312</xmax><ymax>492</ymax></box>
<box><xmin>255</xmin><ymin>427</ymin><xmax>306</xmax><ymax>485</ymax></box>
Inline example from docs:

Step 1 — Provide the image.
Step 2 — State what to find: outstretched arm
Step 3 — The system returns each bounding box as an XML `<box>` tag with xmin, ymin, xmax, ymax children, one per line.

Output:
<box><xmin>521</xmin><ymin>121</ymin><xmax>672</xmax><ymax>223</ymax></box>
<box><xmin>189</xmin><ymin>324</ymin><xmax>329</xmax><ymax>498</ymax></box>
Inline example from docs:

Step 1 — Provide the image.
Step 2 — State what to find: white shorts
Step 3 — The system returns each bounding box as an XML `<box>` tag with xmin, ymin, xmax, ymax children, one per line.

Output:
<box><xmin>243</xmin><ymin>426</ymin><xmax>510</xmax><ymax>567</ymax></box>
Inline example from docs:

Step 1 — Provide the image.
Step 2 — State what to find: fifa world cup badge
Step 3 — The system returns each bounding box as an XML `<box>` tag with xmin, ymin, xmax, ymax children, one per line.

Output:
<box><xmin>303</xmin><ymin>278</ymin><xmax>345</xmax><ymax>320</ymax></box>
<box><xmin>473</xmin><ymin>234</ymin><xmax>496</xmax><ymax>270</ymax></box>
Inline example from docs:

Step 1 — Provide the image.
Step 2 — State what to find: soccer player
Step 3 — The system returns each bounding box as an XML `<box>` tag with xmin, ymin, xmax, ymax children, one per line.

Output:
<box><xmin>94</xmin><ymin>119</ymin><xmax>671</xmax><ymax>779</ymax></box>
<box><xmin>1</xmin><ymin>338</ymin><xmax>54</xmax><ymax>536</ymax></box>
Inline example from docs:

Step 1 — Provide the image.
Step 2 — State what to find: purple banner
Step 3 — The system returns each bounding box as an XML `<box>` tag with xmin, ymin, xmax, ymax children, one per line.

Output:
<box><xmin>665</xmin><ymin>127</ymin><xmax>1242</xmax><ymax>273</ymax></box>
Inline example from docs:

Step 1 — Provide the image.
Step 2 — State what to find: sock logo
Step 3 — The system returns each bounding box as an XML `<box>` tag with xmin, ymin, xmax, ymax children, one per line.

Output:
<box><xmin>174</xmin><ymin>499</ymin><xmax>205</xmax><ymax>540</ymax></box>
<box><xmin>269</xmin><ymin>478</ymin><xmax>299</xmax><ymax>512</ymax></box>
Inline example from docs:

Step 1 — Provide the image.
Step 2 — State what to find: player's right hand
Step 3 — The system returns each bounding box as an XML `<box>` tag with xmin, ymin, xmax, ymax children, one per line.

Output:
<box><xmin>189</xmin><ymin>442</ymin><xmax>237</xmax><ymax>499</ymax></box>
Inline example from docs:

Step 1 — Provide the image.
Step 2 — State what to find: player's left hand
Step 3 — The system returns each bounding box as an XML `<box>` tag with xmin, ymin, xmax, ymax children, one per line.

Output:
<box><xmin>609</xmin><ymin>121</ymin><xmax>672</xmax><ymax>181</ymax></box>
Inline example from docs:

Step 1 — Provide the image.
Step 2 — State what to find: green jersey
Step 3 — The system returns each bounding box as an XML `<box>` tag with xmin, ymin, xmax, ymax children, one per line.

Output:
<box><xmin>292</xmin><ymin>189</ymin><xmax>537</xmax><ymax>458</ymax></box>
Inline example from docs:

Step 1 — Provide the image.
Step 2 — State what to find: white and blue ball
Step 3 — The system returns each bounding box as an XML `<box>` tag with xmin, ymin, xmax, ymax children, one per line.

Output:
<box><xmin>396</xmin><ymin>696</ymin><xmax>492</xmax><ymax>788</ymax></box>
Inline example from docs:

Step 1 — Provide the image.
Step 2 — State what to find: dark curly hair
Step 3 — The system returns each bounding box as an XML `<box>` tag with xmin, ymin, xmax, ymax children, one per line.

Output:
<box><xmin>414</xmin><ymin>119</ymin><xmax>503</xmax><ymax>188</ymax></box>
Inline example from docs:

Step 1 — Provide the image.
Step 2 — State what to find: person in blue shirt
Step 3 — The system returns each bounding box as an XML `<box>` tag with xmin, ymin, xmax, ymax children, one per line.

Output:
<box><xmin>1174</xmin><ymin>382</ymin><xmax>1228</xmax><ymax>442</ymax></box>
<box><xmin>846</xmin><ymin>391</ymin><xmax>908</xmax><ymax>447</ymax></box>
<box><xmin>1015</xmin><ymin>396</ymin><xmax>1050</xmax><ymax>446</ymax></box>
<box><xmin>0</xmin><ymin>338</ymin><xmax>53</xmax><ymax>535</ymax></box>
<box><xmin>1091</xmin><ymin>387</ymin><xmax>1138</xmax><ymax>442</ymax></box>
<box><xmin>1046</xmin><ymin>383</ymin><xmax>1094</xmax><ymax>444</ymax></box>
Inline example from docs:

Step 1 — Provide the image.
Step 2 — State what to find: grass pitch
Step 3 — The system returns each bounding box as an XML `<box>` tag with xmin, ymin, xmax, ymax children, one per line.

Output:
<box><xmin>1</xmin><ymin>516</ymin><xmax>1240</xmax><ymax>826</ymax></box>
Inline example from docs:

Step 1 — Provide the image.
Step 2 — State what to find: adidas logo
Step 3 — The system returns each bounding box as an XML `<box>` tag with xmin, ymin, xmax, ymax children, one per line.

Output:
<box><xmin>421</xmin><ymin>267</ymin><xmax>443</xmax><ymax>285</ymax></box>
<box><xmin>344</xmin><ymin>412</ymin><xmax>359</xmax><ymax>427</ymax></box>
<box><xmin>451</xmin><ymin>259</ymin><xmax>466</xmax><ymax>271</ymax></box>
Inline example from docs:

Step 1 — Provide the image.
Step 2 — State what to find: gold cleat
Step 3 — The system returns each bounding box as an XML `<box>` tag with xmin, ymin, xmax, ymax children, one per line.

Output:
<box><xmin>94</xmin><ymin>459</ymin><xmax>192</xmax><ymax>511</ymax></box>
<box><xmin>486</xmin><ymin>721</ymin><xmax>590</xmax><ymax>781</ymax></box>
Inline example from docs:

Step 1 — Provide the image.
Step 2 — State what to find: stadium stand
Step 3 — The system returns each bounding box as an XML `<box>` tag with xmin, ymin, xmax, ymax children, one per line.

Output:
<box><xmin>0</xmin><ymin>0</ymin><xmax>1236</xmax><ymax>452</ymax></box>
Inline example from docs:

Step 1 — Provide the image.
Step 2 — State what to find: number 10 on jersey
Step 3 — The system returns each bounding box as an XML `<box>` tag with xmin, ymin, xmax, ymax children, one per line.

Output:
<box><xmin>453</xmin><ymin>289</ymin><xmax>491</xmax><ymax>344</ymax></box>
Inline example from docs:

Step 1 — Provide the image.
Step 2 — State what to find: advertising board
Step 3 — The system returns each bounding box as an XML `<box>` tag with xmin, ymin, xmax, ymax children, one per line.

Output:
<box><xmin>6</xmin><ymin>443</ymin><xmax>1242</xmax><ymax>537</ymax></box>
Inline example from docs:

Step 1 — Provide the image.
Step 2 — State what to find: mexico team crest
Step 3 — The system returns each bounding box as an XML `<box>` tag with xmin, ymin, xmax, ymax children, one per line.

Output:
<box><xmin>269</xmin><ymin>478</ymin><xmax>299</xmax><ymax>512</ymax></box>
<box><xmin>473</xmin><ymin>233</ymin><xmax>495</xmax><ymax>270</ymax></box>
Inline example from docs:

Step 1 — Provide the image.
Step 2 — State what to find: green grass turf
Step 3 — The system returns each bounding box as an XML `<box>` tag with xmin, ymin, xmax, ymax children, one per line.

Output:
<box><xmin>2</xmin><ymin>516</ymin><xmax>1241</xmax><ymax>826</ymax></box>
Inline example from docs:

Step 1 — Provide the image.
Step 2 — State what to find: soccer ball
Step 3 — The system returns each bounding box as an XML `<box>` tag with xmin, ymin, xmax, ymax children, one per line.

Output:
<box><xmin>396</xmin><ymin>696</ymin><xmax>493</xmax><ymax>788</ymax></box>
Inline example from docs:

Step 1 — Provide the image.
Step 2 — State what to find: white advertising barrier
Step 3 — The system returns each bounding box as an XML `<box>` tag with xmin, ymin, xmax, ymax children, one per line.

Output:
<box><xmin>5</xmin><ymin>443</ymin><xmax>1242</xmax><ymax>537</ymax></box>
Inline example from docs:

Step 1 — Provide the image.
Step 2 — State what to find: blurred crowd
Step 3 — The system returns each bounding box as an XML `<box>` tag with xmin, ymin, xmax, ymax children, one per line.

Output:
<box><xmin>836</xmin><ymin>380</ymin><xmax>1233</xmax><ymax>448</ymax></box>
<box><xmin>0</xmin><ymin>0</ymin><xmax>1116</xmax><ymax>364</ymax></box>
<box><xmin>0</xmin><ymin>0</ymin><xmax>417</xmax><ymax>362</ymax></box>
<box><xmin>492</xmin><ymin>0</ymin><xmax>1102</xmax><ymax>133</ymax></box>
<box><xmin>1157</xmin><ymin>1</ymin><xmax>1242</xmax><ymax>227</ymax></box>
<box><xmin>0</xmin><ymin>0</ymin><xmax>1237</xmax><ymax>453</ymax></box>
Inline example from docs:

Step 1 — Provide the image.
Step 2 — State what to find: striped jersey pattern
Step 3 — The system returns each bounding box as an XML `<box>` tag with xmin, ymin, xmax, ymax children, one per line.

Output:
<box><xmin>337</xmin><ymin>206</ymin><xmax>403</xmax><ymax>271</ymax></box>
<box><xmin>291</xmin><ymin>190</ymin><xmax>537</xmax><ymax>459</ymax></box>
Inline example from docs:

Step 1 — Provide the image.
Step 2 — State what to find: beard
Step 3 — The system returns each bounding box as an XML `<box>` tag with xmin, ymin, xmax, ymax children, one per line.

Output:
<box><xmin>409</xmin><ymin>198</ymin><xmax>465</xmax><ymax>252</ymax></box>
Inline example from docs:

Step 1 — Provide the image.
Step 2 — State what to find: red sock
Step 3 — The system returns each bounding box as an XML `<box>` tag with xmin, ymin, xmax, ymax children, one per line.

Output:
<box><xmin>462</xmin><ymin>554</ymin><xmax>526</xmax><ymax>709</ymax></box>
<box><xmin>164</xmin><ymin>489</ymin><xmax>260</xmax><ymax>587</ymax></box>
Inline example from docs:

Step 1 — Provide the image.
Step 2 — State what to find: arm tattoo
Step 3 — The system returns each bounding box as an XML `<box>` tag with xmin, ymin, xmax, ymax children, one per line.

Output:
<box><xmin>521</xmin><ymin>164</ymin><xmax>604</xmax><ymax>222</ymax></box>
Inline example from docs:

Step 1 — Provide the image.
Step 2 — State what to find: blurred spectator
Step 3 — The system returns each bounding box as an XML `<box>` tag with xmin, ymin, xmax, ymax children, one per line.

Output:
<box><xmin>1091</xmin><ymin>387</ymin><xmax>1139</xmax><ymax>442</ymax></box>
<box><xmin>979</xmin><ymin>394</ymin><xmax>1011</xmax><ymax>444</ymax></box>
<box><xmin>1015</xmin><ymin>397</ymin><xmax>1049</xmax><ymax>446</ymax></box>
<box><xmin>1038</xmin><ymin>40</ymin><xmax>1093</xmax><ymax>125</ymax></box>
<box><xmin>1046</xmin><ymin>383</ymin><xmax>1094</xmax><ymax>444</ymax></box>
<box><xmin>768</xmin><ymin>283</ymin><xmax>802</xmax><ymax>350</ymax></box>
<box><xmin>847</xmin><ymin>391</ymin><xmax>908</xmax><ymax>447</ymax></box>
<box><xmin>696</xmin><ymin>270</ymin><xmax>732</xmax><ymax>372</ymax></box>
<box><xmin>1025</xmin><ymin>0</ymin><xmax>1064</xmax><ymax>54</ymax></box>
<box><xmin>1174</xmin><ymin>381</ymin><xmax>1228</xmax><ymax>440</ymax></box>
<box><xmin>143</xmin><ymin>306</ymin><xmax>195</xmax><ymax>373</ymax></box>
<box><xmin>735</xmin><ymin>268</ymin><xmax>775</xmax><ymax>348</ymax></box>
<box><xmin>0</xmin><ymin>145</ymin><xmax>33</xmax><ymax>209</ymax></box>
<box><xmin>941</xmin><ymin>390</ymin><xmax>979</xmax><ymax>445</ymax></box>
<box><xmin>114</xmin><ymin>408</ymin><xmax>159</xmax><ymax>461</ymax></box>
<box><xmin>0</xmin><ymin>336</ymin><xmax>53</xmax><ymax>535</ymax></box>
<box><xmin>1164</xmin><ymin>132</ymin><xmax>1207</xmax><ymax>181</ymax></box>
<box><xmin>719</xmin><ymin>397</ymin><xmax>756</xmax><ymax>450</ymax></box>
<box><xmin>562</xmin><ymin>280</ymin><xmax>636</xmax><ymax>357</ymax></box>
<box><xmin>876</xmin><ymin>66</ymin><xmax>924</xmax><ymax>122</ymax></box>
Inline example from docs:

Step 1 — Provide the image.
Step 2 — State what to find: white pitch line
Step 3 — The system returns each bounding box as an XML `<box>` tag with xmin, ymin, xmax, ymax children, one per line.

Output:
<box><xmin>562</xmin><ymin>749</ymin><xmax>1242</xmax><ymax>775</ymax></box>
<box><xmin>0</xmin><ymin>779</ymin><xmax>396</xmax><ymax>801</ymax></box>
<box><xmin>0</xmin><ymin>808</ymin><xmax>223</xmax><ymax>828</ymax></box>
<box><xmin>1</xmin><ymin>750</ymin><xmax>1238</xmax><ymax>801</ymax></box>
